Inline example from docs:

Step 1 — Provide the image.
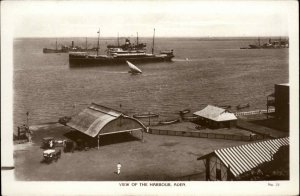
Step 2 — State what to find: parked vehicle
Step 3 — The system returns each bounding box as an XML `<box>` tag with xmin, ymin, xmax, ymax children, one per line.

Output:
<box><xmin>42</xmin><ymin>149</ymin><xmax>61</xmax><ymax>164</ymax></box>
<box><xmin>41</xmin><ymin>137</ymin><xmax>55</xmax><ymax>149</ymax></box>
<box><xmin>55</xmin><ymin>139</ymin><xmax>66</xmax><ymax>147</ymax></box>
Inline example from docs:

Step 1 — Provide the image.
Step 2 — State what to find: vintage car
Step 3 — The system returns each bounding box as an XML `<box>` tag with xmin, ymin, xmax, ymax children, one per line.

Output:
<box><xmin>42</xmin><ymin>149</ymin><xmax>61</xmax><ymax>164</ymax></box>
<box><xmin>41</xmin><ymin>137</ymin><xmax>55</xmax><ymax>149</ymax></box>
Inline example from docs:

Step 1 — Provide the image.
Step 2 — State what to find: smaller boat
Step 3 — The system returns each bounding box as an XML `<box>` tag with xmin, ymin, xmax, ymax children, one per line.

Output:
<box><xmin>182</xmin><ymin>116</ymin><xmax>198</xmax><ymax>121</ymax></box>
<box><xmin>58</xmin><ymin>116</ymin><xmax>72</xmax><ymax>125</ymax></box>
<box><xmin>236</xmin><ymin>103</ymin><xmax>250</xmax><ymax>110</ymax></box>
<box><xmin>217</xmin><ymin>105</ymin><xmax>231</xmax><ymax>109</ymax></box>
<box><xmin>158</xmin><ymin>119</ymin><xmax>180</xmax><ymax>125</ymax></box>
<box><xmin>127</xmin><ymin>61</ymin><xmax>142</xmax><ymax>74</ymax></box>
<box><xmin>133</xmin><ymin>113</ymin><xmax>159</xmax><ymax>118</ymax></box>
<box><xmin>177</xmin><ymin>109</ymin><xmax>191</xmax><ymax>115</ymax></box>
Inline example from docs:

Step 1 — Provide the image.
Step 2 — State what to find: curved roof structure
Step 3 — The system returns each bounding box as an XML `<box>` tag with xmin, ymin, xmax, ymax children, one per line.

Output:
<box><xmin>67</xmin><ymin>103</ymin><xmax>145</xmax><ymax>137</ymax></box>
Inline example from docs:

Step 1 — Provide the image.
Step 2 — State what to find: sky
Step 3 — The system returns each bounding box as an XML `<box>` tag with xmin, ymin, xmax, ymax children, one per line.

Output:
<box><xmin>1</xmin><ymin>1</ymin><xmax>297</xmax><ymax>38</ymax></box>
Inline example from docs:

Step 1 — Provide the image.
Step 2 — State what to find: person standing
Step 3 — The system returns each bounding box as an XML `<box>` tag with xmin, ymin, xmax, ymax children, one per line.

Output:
<box><xmin>117</xmin><ymin>162</ymin><xmax>122</xmax><ymax>175</ymax></box>
<box><xmin>17</xmin><ymin>126</ymin><xmax>20</xmax><ymax>140</ymax></box>
<box><xmin>49</xmin><ymin>140</ymin><xmax>53</xmax><ymax>148</ymax></box>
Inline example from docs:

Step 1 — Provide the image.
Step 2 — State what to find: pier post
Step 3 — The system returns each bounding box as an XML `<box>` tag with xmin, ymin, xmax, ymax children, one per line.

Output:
<box><xmin>97</xmin><ymin>134</ymin><xmax>100</xmax><ymax>150</ymax></box>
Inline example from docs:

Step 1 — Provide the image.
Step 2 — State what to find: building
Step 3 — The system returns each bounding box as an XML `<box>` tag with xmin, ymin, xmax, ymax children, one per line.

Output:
<box><xmin>267</xmin><ymin>83</ymin><xmax>289</xmax><ymax>130</ymax></box>
<box><xmin>66</xmin><ymin>103</ymin><xmax>146</xmax><ymax>148</ymax></box>
<box><xmin>197</xmin><ymin>137</ymin><xmax>289</xmax><ymax>181</ymax></box>
<box><xmin>275</xmin><ymin>84</ymin><xmax>289</xmax><ymax>122</ymax></box>
<box><xmin>193</xmin><ymin>105</ymin><xmax>237</xmax><ymax>129</ymax></box>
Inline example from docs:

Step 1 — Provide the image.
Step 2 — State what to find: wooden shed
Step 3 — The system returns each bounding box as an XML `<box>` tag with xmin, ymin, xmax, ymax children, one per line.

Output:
<box><xmin>193</xmin><ymin>105</ymin><xmax>237</xmax><ymax>129</ymax></box>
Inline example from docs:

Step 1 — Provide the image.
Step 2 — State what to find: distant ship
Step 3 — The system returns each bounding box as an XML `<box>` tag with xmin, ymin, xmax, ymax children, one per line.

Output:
<box><xmin>241</xmin><ymin>38</ymin><xmax>289</xmax><ymax>49</ymax></box>
<box><xmin>43</xmin><ymin>39</ymin><xmax>98</xmax><ymax>53</ymax></box>
<box><xmin>68</xmin><ymin>29</ymin><xmax>174</xmax><ymax>66</ymax></box>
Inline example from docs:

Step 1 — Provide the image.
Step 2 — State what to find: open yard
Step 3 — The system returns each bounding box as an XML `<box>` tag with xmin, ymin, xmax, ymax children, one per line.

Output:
<box><xmin>151</xmin><ymin>121</ymin><xmax>252</xmax><ymax>136</ymax></box>
<box><xmin>14</xmin><ymin>123</ymin><xmax>250</xmax><ymax>181</ymax></box>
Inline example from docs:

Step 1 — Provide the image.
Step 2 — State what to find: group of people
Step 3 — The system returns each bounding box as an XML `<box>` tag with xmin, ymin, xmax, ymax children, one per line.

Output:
<box><xmin>17</xmin><ymin>124</ymin><xmax>32</xmax><ymax>142</ymax></box>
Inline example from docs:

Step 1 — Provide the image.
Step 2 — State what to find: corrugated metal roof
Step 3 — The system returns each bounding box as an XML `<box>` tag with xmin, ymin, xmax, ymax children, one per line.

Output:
<box><xmin>88</xmin><ymin>103</ymin><xmax>122</xmax><ymax>117</ymax></box>
<box><xmin>193</xmin><ymin>105</ymin><xmax>237</xmax><ymax>122</ymax></box>
<box><xmin>198</xmin><ymin>137</ymin><xmax>289</xmax><ymax>177</ymax></box>
<box><xmin>67</xmin><ymin>103</ymin><xmax>121</xmax><ymax>137</ymax></box>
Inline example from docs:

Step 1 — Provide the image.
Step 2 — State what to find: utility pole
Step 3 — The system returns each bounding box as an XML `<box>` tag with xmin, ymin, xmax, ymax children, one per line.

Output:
<box><xmin>26</xmin><ymin>111</ymin><xmax>29</xmax><ymax>127</ymax></box>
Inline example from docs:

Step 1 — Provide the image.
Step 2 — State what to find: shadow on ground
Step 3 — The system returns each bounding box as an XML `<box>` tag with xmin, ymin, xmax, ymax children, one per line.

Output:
<box><xmin>64</xmin><ymin>131</ymin><xmax>140</xmax><ymax>147</ymax></box>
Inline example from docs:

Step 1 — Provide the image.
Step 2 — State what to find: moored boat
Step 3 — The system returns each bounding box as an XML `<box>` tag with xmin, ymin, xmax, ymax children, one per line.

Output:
<box><xmin>158</xmin><ymin>118</ymin><xmax>180</xmax><ymax>125</ymax></box>
<box><xmin>241</xmin><ymin>37</ymin><xmax>289</xmax><ymax>49</ymax></box>
<box><xmin>43</xmin><ymin>39</ymin><xmax>98</xmax><ymax>54</ymax></box>
<box><xmin>176</xmin><ymin>109</ymin><xmax>191</xmax><ymax>115</ymax></box>
<box><xmin>236</xmin><ymin>103</ymin><xmax>250</xmax><ymax>110</ymax></box>
<box><xmin>217</xmin><ymin>105</ymin><xmax>231</xmax><ymax>109</ymax></box>
<box><xmin>133</xmin><ymin>113</ymin><xmax>159</xmax><ymax>118</ymax></box>
<box><xmin>69</xmin><ymin>29</ymin><xmax>174</xmax><ymax>66</ymax></box>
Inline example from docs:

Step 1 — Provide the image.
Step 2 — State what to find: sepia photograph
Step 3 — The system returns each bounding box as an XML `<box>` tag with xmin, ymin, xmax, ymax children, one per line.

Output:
<box><xmin>1</xmin><ymin>1</ymin><xmax>299</xmax><ymax>195</ymax></box>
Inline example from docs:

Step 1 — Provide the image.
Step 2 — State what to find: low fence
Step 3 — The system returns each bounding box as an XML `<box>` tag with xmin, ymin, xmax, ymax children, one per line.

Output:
<box><xmin>234</xmin><ymin>109</ymin><xmax>275</xmax><ymax>117</ymax></box>
<box><xmin>148</xmin><ymin>128</ymin><xmax>264</xmax><ymax>141</ymax></box>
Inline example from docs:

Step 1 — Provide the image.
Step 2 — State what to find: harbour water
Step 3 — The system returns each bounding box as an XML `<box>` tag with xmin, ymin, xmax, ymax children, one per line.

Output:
<box><xmin>13</xmin><ymin>37</ymin><xmax>288</xmax><ymax>130</ymax></box>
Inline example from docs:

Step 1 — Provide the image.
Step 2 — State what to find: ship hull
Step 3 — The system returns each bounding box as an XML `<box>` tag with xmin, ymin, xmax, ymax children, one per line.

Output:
<box><xmin>69</xmin><ymin>54</ymin><xmax>174</xmax><ymax>66</ymax></box>
<box><xmin>248</xmin><ymin>45</ymin><xmax>261</xmax><ymax>49</ymax></box>
<box><xmin>43</xmin><ymin>48</ymin><xmax>97</xmax><ymax>54</ymax></box>
<box><xmin>43</xmin><ymin>48</ymin><xmax>68</xmax><ymax>53</ymax></box>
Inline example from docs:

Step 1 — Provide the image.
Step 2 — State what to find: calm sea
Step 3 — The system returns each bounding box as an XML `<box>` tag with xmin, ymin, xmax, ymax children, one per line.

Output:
<box><xmin>13</xmin><ymin>37</ymin><xmax>288</xmax><ymax>129</ymax></box>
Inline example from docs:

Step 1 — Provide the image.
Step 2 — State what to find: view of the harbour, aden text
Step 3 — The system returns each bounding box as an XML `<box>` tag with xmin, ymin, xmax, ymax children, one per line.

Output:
<box><xmin>1</xmin><ymin>1</ymin><xmax>299</xmax><ymax>195</ymax></box>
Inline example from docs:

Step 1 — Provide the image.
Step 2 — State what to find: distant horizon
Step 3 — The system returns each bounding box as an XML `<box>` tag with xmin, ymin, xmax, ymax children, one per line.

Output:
<box><xmin>14</xmin><ymin>36</ymin><xmax>289</xmax><ymax>39</ymax></box>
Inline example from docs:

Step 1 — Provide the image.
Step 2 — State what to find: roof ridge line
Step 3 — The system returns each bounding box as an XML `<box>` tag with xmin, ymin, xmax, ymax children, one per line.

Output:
<box><xmin>90</xmin><ymin>102</ymin><xmax>123</xmax><ymax>114</ymax></box>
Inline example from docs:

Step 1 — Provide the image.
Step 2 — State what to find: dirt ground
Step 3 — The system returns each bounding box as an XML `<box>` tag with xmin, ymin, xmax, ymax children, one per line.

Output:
<box><xmin>14</xmin><ymin>123</ymin><xmax>250</xmax><ymax>181</ymax></box>
<box><xmin>151</xmin><ymin>122</ymin><xmax>253</xmax><ymax>136</ymax></box>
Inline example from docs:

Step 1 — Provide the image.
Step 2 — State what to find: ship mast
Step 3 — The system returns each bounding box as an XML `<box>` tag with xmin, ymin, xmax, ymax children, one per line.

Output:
<box><xmin>86</xmin><ymin>37</ymin><xmax>88</xmax><ymax>51</ymax></box>
<box><xmin>152</xmin><ymin>28</ymin><xmax>155</xmax><ymax>54</ymax></box>
<box><xmin>279</xmin><ymin>36</ymin><xmax>281</xmax><ymax>47</ymax></box>
<box><xmin>55</xmin><ymin>38</ymin><xmax>57</xmax><ymax>50</ymax></box>
<box><xmin>258</xmin><ymin>37</ymin><xmax>260</xmax><ymax>47</ymax></box>
<box><xmin>118</xmin><ymin>32</ymin><xmax>120</xmax><ymax>47</ymax></box>
<box><xmin>137</xmin><ymin>32</ymin><xmax>139</xmax><ymax>45</ymax></box>
<box><xmin>97</xmin><ymin>28</ymin><xmax>100</xmax><ymax>56</ymax></box>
